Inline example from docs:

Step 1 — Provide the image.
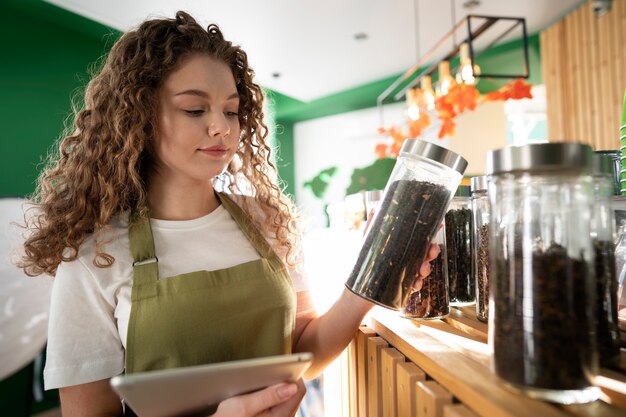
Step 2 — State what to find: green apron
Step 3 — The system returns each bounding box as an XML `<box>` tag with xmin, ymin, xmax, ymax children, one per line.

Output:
<box><xmin>125</xmin><ymin>192</ymin><xmax>296</xmax><ymax>374</ymax></box>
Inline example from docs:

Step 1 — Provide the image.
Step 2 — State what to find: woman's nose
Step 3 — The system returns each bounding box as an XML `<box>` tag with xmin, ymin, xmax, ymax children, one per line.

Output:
<box><xmin>208</xmin><ymin>112</ymin><xmax>230</xmax><ymax>138</ymax></box>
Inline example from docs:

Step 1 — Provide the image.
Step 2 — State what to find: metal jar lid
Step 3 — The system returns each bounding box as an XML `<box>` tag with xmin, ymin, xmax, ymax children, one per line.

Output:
<box><xmin>470</xmin><ymin>175</ymin><xmax>488</xmax><ymax>192</ymax></box>
<box><xmin>400</xmin><ymin>139</ymin><xmax>468</xmax><ymax>175</ymax></box>
<box><xmin>486</xmin><ymin>143</ymin><xmax>593</xmax><ymax>175</ymax></box>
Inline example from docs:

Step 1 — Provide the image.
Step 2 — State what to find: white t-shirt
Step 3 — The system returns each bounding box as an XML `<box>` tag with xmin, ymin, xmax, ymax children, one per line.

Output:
<box><xmin>44</xmin><ymin>203</ymin><xmax>307</xmax><ymax>390</ymax></box>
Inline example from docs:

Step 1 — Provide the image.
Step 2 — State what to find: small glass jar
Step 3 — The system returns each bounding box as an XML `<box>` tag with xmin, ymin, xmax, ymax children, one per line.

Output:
<box><xmin>445</xmin><ymin>186</ymin><xmax>474</xmax><ymax>306</ymax></box>
<box><xmin>591</xmin><ymin>152</ymin><xmax>621</xmax><ymax>369</ymax></box>
<box><xmin>402</xmin><ymin>225</ymin><xmax>450</xmax><ymax>320</ymax></box>
<box><xmin>470</xmin><ymin>176</ymin><xmax>489</xmax><ymax>323</ymax></box>
<box><xmin>487</xmin><ymin>143</ymin><xmax>599</xmax><ymax>404</ymax></box>
<box><xmin>346</xmin><ymin>140</ymin><xmax>468</xmax><ymax>310</ymax></box>
<box><xmin>365</xmin><ymin>190</ymin><xmax>383</xmax><ymax>221</ymax></box>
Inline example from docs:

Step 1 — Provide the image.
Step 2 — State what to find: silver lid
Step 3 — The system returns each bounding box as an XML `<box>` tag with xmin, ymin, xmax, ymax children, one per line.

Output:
<box><xmin>486</xmin><ymin>143</ymin><xmax>593</xmax><ymax>175</ymax></box>
<box><xmin>365</xmin><ymin>190</ymin><xmax>383</xmax><ymax>202</ymax></box>
<box><xmin>470</xmin><ymin>175</ymin><xmax>488</xmax><ymax>192</ymax></box>
<box><xmin>400</xmin><ymin>139</ymin><xmax>468</xmax><ymax>175</ymax></box>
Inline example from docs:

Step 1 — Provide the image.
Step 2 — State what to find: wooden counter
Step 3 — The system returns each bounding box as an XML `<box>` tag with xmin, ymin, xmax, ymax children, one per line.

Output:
<box><xmin>345</xmin><ymin>306</ymin><xmax>626</xmax><ymax>417</ymax></box>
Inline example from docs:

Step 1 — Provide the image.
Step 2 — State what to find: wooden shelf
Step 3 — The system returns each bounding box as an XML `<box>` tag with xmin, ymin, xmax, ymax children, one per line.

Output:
<box><xmin>357</xmin><ymin>306</ymin><xmax>626</xmax><ymax>417</ymax></box>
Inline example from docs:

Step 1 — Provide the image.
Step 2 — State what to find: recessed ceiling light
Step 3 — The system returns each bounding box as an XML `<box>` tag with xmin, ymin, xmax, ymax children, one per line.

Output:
<box><xmin>354</xmin><ymin>32</ymin><xmax>368</xmax><ymax>41</ymax></box>
<box><xmin>462</xmin><ymin>0</ymin><xmax>481</xmax><ymax>9</ymax></box>
<box><xmin>272</xmin><ymin>72</ymin><xmax>281</xmax><ymax>78</ymax></box>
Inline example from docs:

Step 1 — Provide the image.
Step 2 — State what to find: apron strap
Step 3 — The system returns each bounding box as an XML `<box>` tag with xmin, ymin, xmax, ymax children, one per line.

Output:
<box><xmin>128</xmin><ymin>211</ymin><xmax>158</xmax><ymax>299</ymax></box>
<box><xmin>216</xmin><ymin>193</ymin><xmax>278</xmax><ymax>263</ymax></box>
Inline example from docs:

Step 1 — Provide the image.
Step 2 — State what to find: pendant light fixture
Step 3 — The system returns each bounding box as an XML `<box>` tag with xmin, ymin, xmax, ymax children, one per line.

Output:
<box><xmin>377</xmin><ymin>9</ymin><xmax>529</xmax><ymax>127</ymax></box>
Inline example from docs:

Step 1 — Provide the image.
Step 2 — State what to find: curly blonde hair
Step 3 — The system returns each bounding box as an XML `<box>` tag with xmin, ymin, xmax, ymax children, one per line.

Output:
<box><xmin>20</xmin><ymin>11</ymin><xmax>300</xmax><ymax>277</ymax></box>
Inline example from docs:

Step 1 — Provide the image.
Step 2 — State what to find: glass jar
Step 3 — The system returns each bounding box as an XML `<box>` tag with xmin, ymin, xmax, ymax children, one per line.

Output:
<box><xmin>402</xmin><ymin>225</ymin><xmax>450</xmax><ymax>319</ymax></box>
<box><xmin>346</xmin><ymin>139</ymin><xmax>468</xmax><ymax>310</ymax></box>
<box><xmin>470</xmin><ymin>176</ymin><xmax>489</xmax><ymax>323</ymax></box>
<box><xmin>592</xmin><ymin>152</ymin><xmax>621</xmax><ymax>369</ymax></box>
<box><xmin>487</xmin><ymin>143</ymin><xmax>599</xmax><ymax>404</ymax></box>
<box><xmin>445</xmin><ymin>186</ymin><xmax>474</xmax><ymax>306</ymax></box>
<box><xmin>365</xmin><ymin>190</ymin><xmax>383</xmax><ymax>221</ymax></box>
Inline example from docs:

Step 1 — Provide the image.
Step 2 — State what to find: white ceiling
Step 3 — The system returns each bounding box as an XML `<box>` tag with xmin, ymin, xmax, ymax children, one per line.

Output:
<box><xmin>44</xmin><ymin>0</ymin><xmax>585</xmax><ymax>102</ymax></box>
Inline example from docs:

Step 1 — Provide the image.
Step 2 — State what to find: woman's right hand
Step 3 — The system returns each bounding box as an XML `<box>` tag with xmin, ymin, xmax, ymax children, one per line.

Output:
<box><xmin>213</xmin><ymin>379</ymin><xmax>306</xmax><ymax>417</ymax></box>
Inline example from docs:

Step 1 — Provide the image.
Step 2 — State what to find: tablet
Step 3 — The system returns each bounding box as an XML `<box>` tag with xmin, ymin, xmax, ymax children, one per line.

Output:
<box><xmin>110</xmin><ymin>352</ymin><xmax>313</xmax><ymax>417</ymax></box>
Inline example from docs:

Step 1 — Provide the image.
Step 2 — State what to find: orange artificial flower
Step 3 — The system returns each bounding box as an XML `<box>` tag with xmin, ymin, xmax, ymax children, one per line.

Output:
<box><xmin>408</xmin><ymin>113</ymin><xmax>432</xmax><ymax>138</ymax></box>
<box><xmin>374</xmin><ymin>143</ymin><xmax>388</xmax><ymax>159</ymax></box>
<box><xmin>438</xmin><ymin>118</ymin><xmax>456</xmax><ymax>139</ymax></box>
<box><xmin>508</xmin><ymin>79</ymin><xmax>533</xmax><ymax>100</ymax></box>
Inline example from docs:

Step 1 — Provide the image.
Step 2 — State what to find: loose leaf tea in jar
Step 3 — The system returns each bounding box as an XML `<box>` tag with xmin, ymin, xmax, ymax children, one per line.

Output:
<box><xmin>471</xmin><ymin>175</ymin><xmax>489</xmax><ymax>322</ymax></box>
<box><xmin>346</xmin><ymin>140</ymin><xmax>467</xmax><ymax>310</ymax></box>
<box><xmin>487</xmin><ymin>143</ymin><xmax>600</xmax><ymax>404</ymax></box>
<box><xmin>591</xmin><ymin>152</ymin><xmax>620</xmax><ymax>369</ymax></box>
<box><xmin>445</xmin><ymin>186</ymin><xmax>474</xmax><ymax>306</ymax></box>
<box><xmin>494</xmin><ymin>243</ymin><xmax>591</xmax><ymax>391</ymax></box>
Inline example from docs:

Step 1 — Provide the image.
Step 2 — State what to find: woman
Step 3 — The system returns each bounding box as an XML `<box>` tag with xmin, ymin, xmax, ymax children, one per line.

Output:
<box><xmin>20</xmin><ymin>11</ymin><xmax>436</xmax><ymax>416</ymax></box>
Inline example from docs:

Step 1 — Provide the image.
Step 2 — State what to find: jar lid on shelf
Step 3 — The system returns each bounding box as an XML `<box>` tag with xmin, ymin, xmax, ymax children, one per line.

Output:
<box><xmin>400</xmin><ymin>139</ymin><xmax>468</xmax><ymax>175</ymax></box>
<box><xmin>486</xmin><ymin>143</ymin><xmax>593</xmax><ymax>175</ymax></box>
<box><xmin>470</xmin><ymin>175</ymin><xmax>488</xmax><ymax>192</ymax></box>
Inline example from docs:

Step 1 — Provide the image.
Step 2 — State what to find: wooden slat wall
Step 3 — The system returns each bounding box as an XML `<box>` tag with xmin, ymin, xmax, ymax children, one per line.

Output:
<box><xmin>540</xmin><ymin>0</ymin><xmax>626</xmax><ymax>150</ymax></box>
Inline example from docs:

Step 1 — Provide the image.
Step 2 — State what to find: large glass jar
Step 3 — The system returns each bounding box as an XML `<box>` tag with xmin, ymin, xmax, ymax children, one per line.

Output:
<box><xmin>445</xmin><ymin>186</ymin><xmax>474</xmax><ymax>306</ymax></box>
<box><xmin>487</xmin><ymin>143</ymin><xmax>599</xmax><ymax>404</ymax></box>
<box><xmin>402</xmin><ymin>225</ymin><xmax>450</xmax><ymax>320</ymax></box>
<box><xmin>591</xmin><ymin>152</ymin><xmax>620</xmax><ymax>369</ymax></box>
<box><xmin>346</xmin><ymin>140</ymin><xmax>468</xmax><ymax>310</ymax></box>
<box><xmin>470</xmin><ymin>176</ymin><xmax>489</xmax><ymax>322</ymax></box>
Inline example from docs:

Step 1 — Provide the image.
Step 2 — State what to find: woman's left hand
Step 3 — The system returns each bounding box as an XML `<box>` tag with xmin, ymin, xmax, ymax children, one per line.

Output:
<box><xmin>263</xmin><ymin>378</ymin><xmax>307</xmax><ymax>417</ymax></box>
<box><xmin>412</xmin><ymin>243</ymin><xmax>441</xmax><ymax>292</ymax></box>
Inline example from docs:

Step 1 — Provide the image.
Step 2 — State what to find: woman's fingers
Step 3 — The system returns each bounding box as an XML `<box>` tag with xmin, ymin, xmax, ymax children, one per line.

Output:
<box><xmin>426</xmin><ymin>243</ymin><xmax>440</xmax><ymax>262</ymax></box>
<box><xmin>265</xmin><ymin>379</ymin><xmax>307</xmax><ymax>417</ymax></box>
<box><xmin>214</xmin><ymin>382</ymin><xmax>298</xmax><ymax>416</ymax></box>
<box><xmin>419</xmin><ymin>261</ymin><xmax>432</xmax><ymax>278</ymax></box>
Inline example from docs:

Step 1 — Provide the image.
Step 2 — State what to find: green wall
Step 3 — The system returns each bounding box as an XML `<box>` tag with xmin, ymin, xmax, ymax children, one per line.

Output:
<box><xmin>0</xmin><ymin>0</ymin><xmax>120</xmax><ymax>198</ymax></box>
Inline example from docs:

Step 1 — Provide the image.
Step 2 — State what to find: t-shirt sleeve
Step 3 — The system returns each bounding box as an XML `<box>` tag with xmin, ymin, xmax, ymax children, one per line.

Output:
<box><xmin>44</xmin><ymin>257</ymin><xmax>124</xmax><ymax>389</ymax></box>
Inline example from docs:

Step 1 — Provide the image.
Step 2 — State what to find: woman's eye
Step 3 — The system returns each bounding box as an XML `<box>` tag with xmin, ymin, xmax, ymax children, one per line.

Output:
<box><xmin>184</xmin><ymin>109</ymin><xmax>204</xmax><ymax>116</ymax></box>
<box><xmin>225</xmin><ymin>111</ymin><xmax>239</xmax><ymax>118</ymax></box>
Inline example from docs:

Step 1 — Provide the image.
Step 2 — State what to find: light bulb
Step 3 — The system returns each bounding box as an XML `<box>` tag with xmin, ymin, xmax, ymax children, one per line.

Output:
<box><xmin>406</xmin><ymin>88</ymin><xmax>420</xmax><ymax>121</ymax></box>
<box><xmin>437</xmin><ymin>61</ymin><xmax>456</xmax><ymax>96</ymax></box>
<box><xmin>407</xmin><ymin>103</ymin><xmax>420</xmax><ymax>121</ymax></box>
<box><xmin>456</xmin><ymin>42</ymin><xmax>480</xmax><ymax>85</ymax></box>
<box><xmin>420</xmin><ymin>76</ymin><xmax>436</xmax><ymax>110</ymax></box>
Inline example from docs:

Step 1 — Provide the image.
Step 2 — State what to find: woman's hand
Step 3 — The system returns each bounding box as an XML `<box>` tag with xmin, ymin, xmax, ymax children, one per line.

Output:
<box><xmin>212</xmin><ymin>379</ymin><xmax>306</xmax><ymax>417</ymax></box>
<box><xmin>412</xmin><ymin>243</ymin><xmax>441</xmax><ymax>292</ymax></box>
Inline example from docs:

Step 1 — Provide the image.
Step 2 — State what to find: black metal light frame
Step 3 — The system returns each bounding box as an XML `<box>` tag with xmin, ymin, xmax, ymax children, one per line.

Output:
<box><xmin>377</xmin><ymin>14</ymin><xmax>529</xmax><ymax>126</ymax></box>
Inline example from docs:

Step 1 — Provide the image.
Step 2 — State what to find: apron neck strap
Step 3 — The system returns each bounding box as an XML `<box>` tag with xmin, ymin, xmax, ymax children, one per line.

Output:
<box><xmin>129</xmin><ymin>210</ymin><xmax>159</xmax><ymax>290</ymax></box>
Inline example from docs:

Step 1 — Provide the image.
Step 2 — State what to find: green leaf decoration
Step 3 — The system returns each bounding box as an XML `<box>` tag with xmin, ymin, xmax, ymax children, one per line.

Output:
<box><xmin>303</xmin><ymin>166</ymin><xmax>338</xmax><ymax>199</ymax></box>
<box><xmin>346</xmin><ymin>158</ymin><xmax>396</xmax><ymax>196</ymax></box>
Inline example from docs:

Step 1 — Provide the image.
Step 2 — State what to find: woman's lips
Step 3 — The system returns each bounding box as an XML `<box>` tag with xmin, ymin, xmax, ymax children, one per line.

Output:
<box><xmin>199</xmin><ymin>146</ymin><xmax>229</xmax><ymax>157</ymax></box>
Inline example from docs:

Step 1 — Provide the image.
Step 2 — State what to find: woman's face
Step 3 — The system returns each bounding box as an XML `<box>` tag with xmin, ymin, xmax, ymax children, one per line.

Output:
<box><xmin>152</xmin><ymin>54</ymin><xmax>240</xmax><ymax>186</ymax></box>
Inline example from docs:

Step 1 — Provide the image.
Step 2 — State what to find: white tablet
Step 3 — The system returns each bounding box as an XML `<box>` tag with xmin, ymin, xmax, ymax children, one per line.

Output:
<box><xmin>110</xmin><ymin>352</ymin><xmax>313</xmax><ymax>417</ymax></box>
